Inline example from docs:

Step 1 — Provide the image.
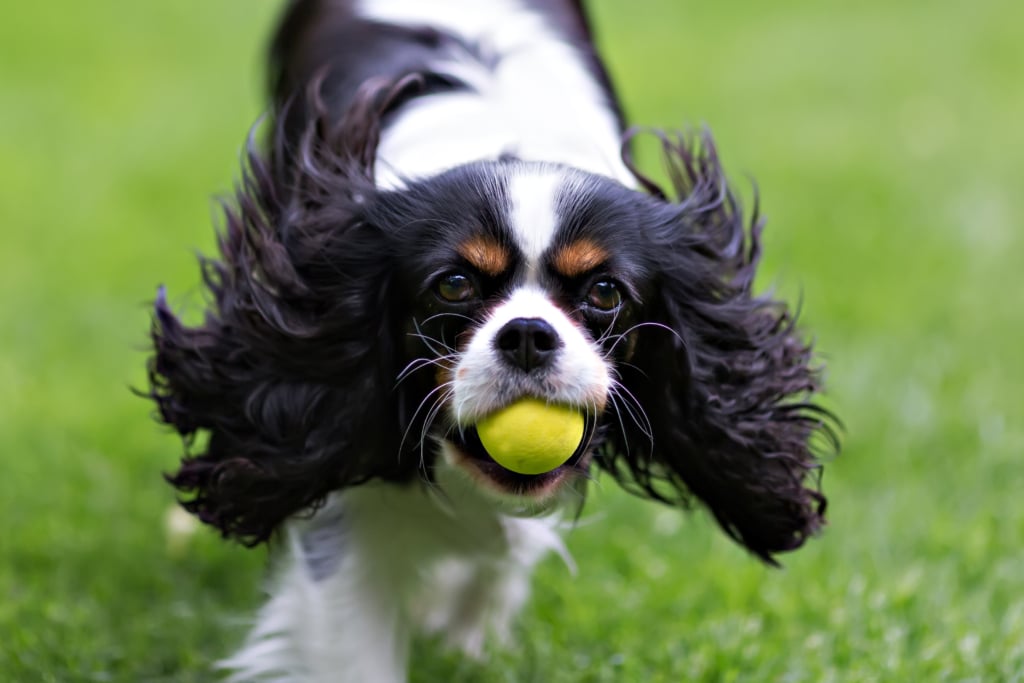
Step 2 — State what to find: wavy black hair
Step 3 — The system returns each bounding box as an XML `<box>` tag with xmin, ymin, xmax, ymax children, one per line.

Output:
<box><xmin>603</xmin><ymin>130</ymin><xmax>838</xmax><ymax>563</ymax></box>
<box><xmin>148</xmin><ymin>76</ymin><xmax>425</xmax><ymax>544</ymax></box>
<box><xmin>147</xmin><ymin>66</ymin><xmax>837</xmax><ymax>562</ymax></box>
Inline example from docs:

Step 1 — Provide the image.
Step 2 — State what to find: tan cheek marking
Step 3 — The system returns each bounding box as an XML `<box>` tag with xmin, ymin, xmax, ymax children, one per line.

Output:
<box><xmin>458</xmin><ymin>235</ymin><xmax>510</xmax><ymax>276</ymax></box>
<box><xmin>551</xmin><ymin>239</ymin><xmax>609</xmax><ymax>278</ymax></box>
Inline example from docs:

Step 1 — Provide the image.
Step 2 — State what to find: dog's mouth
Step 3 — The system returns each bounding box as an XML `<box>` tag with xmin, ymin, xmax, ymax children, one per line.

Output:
<box><xmin>446</xmin><ymin>415</ymin><xmax>598</xmax><ymax>495</ymax></box>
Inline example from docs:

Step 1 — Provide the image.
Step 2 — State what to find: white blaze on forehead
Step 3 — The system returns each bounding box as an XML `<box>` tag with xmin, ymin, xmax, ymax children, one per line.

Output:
<box><xmin>507</xmin><ymin>170</ymin><xmax>564</xmax><ymax>280</ymax></box>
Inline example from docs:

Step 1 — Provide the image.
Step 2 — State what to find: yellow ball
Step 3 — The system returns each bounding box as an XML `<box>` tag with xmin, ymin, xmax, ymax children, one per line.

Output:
<box><xmin>475</xmin><ymin>399</ymin><xmax>585</xmax><ymax>475</ymax></box>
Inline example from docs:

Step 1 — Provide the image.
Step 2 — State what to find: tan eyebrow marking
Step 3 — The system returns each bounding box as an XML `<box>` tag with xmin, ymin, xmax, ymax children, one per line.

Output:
<box><xmin>551</xmin><ymin>238</ymin><xmax>609</xmax><ymax>278</ymax></box>
<box><xmin>457</xmin><ymin>235</ymin><xmax>511</xmax><ymax>276</ymax></box>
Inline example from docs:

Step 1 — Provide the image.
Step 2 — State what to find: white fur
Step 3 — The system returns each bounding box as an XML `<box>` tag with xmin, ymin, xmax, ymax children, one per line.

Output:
<box><xmin>507</xmin><ymin>168</ymin><xmax>564</xmax><ymax>282</ymax></box>
<box><xmin>223</xmin><ymin>467</ymin><xmax>570</xmax><ymax>683</ymax></box>
<box><xmin>358</xmin><ymin>0</ymin><xmax>634</xmax><ymax>189</ymax></box>
<box><xmin>451</xmin><ymin>285</ymin><xmax>611</xmax><ymax>424</ymax></box>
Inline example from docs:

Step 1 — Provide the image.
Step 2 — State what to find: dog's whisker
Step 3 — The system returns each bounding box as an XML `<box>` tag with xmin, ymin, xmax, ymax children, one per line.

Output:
<box><xmin>410</xmin><ymin>318</ymin><xmax>459</xmax><ymax>354</ymax></box>
<box><xmin>624</xmin><ymin>320</ymin><xmax>684</xmax><ymax>343</ymax></box>
<box><xmin>395</xmin><ymin>355</ymin><xmax>458</xmax><ymax>386</ymax></box>
<box><xmin>396</xmin><ymin>356</ymin><xmax>440</xmax><ymax>381</ymax></box>
<box><xmin>605</xmin><ymin>389</ymin><xmax>633</xmax><ymax>460</ymax></box>
<box><xmin>611</xmin><ymin>379</ymin><xmax>653</xmax><ymax>437</ymax></box>
<box><xmin>591</xmin><ymin>302</ymin><xmax>629</xmax><ymax>348</ymax></box>
<box><xmin>599</xmin><ymin>321</ymin><xmax>685</xmax><ymax>360</ymax></box>
<box><xmin>418</xmin><ymin>311</ymin><xmax>476</xmax><ymax>326</ymax></box>
<box><xmin>418</xmin><ymin>406</ymin><xmax>450</xmax><ymax>477</ymax></box>
<box><xmin>609</xmin><ymin>380</ymin><xmax>654</xmax><ymax>444</ymax></box>
<box><xmin>408</xmin><ymin>327</ymin><xmax>457</xmax><ymax>356</ymax></box>
<box><xmin>398</xmin><ymin>382</ymin><xmax>453</xmax><ymax>459</ymax></box>
<box><xmin>418</xmin><ymin>388</ymin><xmax>454</xmax><ymax>467</ymax></box>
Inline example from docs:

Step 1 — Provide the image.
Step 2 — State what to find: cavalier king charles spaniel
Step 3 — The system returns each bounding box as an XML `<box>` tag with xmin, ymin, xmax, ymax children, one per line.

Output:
<box><xmin>147</xmin><ymin>0</ymin><xmax>837</xmax><ymax>680</ymax></box>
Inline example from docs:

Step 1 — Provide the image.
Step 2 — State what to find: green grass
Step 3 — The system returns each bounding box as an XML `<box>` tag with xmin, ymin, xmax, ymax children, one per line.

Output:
<box><xmin>2</xmin><ymin>0</ymin><xmax>1022</xmax><ymax>680</ymax></box>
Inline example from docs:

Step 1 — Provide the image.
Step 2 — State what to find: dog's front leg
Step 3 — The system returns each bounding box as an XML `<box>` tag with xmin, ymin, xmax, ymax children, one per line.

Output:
<box><xmin>221</xmin><ymin>512</ymin><xmax>412</xmax><ymax>683</ymax></box>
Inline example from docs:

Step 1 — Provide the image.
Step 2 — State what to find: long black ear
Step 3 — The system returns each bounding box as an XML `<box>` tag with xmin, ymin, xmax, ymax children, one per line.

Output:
<box><xmin>146</xmin><ymin>77</ymin><xmax>419</xmax><ymax>545</ymax></box>
<box><xmin>602</xmin><ymin>130</ymin><xmax>839</xmax><ymax>564</ymax></box>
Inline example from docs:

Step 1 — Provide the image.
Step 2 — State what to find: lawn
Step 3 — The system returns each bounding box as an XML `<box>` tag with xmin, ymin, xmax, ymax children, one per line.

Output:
<box><xmin>2</xmin><ymin>0</ymin><xmax>1022</xmax><ymax>681</ymax></box>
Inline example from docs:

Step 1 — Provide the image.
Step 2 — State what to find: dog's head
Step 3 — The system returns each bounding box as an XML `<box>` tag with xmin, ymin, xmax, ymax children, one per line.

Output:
<box><xmin>149</xmin><ymin>78</ymin><xmax>835</xmax><ymax>564</ymax></box>
<box><xmin>379</xmin><ymin>161</ymin><xmax>649</xmax><ymax>512</ymax></box>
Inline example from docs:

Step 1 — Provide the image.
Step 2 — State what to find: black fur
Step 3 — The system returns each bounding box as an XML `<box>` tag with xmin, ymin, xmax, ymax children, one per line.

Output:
<box><xmin>147</xmin><ymin>0</ymin><xmax>837</xmax><ymax>562</ymax></box>
<box><xmin>607</xmin><ymin>131</ymin><xmax>837</xmax><ymax>563</ymax></box>
<box><xmin>150</xmin><ymin>76</ymin><xmax>407</xmax><ymax>544</ymax></box>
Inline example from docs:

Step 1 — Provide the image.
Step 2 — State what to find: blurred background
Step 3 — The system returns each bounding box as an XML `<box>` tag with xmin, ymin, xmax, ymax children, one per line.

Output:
<box><xmin>1</xmin><ymin>1</ymin><xmax>1021</xmax><ymax>680</ymax></box>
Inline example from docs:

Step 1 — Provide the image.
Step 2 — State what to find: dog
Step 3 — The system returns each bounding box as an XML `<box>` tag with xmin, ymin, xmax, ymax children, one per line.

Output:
<box><xmin>147</xmin><ymin>0</ymin><xmax>837</xmax><ymax>680</ymax></box>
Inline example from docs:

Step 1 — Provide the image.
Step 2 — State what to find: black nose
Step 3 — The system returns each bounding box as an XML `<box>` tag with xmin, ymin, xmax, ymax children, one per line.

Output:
<box><xmin>494</xmin><ymin>318</ymin><xmax>561</xmax><ymax>371</ymax></box>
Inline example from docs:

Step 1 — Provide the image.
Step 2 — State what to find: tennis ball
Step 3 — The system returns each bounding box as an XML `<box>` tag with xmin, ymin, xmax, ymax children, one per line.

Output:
<box><xmin>476</xmin><ymin>398</ymin><xmax>585</xmax><ymax>475</ymax></box>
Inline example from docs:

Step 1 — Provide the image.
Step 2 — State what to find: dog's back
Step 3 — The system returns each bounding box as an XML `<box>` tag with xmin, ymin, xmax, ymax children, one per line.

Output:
<box><xmin>269</xmin><ymin>0</ymin><xmax>631</xmax><ymax>187</ymax></box>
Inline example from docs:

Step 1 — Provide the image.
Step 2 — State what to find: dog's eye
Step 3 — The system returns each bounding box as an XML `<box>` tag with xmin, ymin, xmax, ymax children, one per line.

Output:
<box><xmin>436</xmin><ymin>272</ymin><xmax>477</xmax><ymax>303</ymax></box>
<box><xmin>587</xmin><ymin>279</ymin><xmax>622</xmax><ymax>311</ymax></box>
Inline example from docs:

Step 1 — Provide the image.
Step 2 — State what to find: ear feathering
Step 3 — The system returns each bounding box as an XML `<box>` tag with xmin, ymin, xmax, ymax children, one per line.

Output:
<box><xmin>605</xmin><ymin>129</ymin><xmax>839</xmax><ymax>564</ymax></box>
<box><xmin>147</xmin><ymin>76</ymin><xmax>427</xmax><ymax>544</ymax></box>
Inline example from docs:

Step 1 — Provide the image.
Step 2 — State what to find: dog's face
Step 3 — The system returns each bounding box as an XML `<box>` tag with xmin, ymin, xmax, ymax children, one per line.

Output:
<box><xmin>378</xmin><ymin>163</ymin><xmax>653</xmax><ymax>506</ymax></box>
